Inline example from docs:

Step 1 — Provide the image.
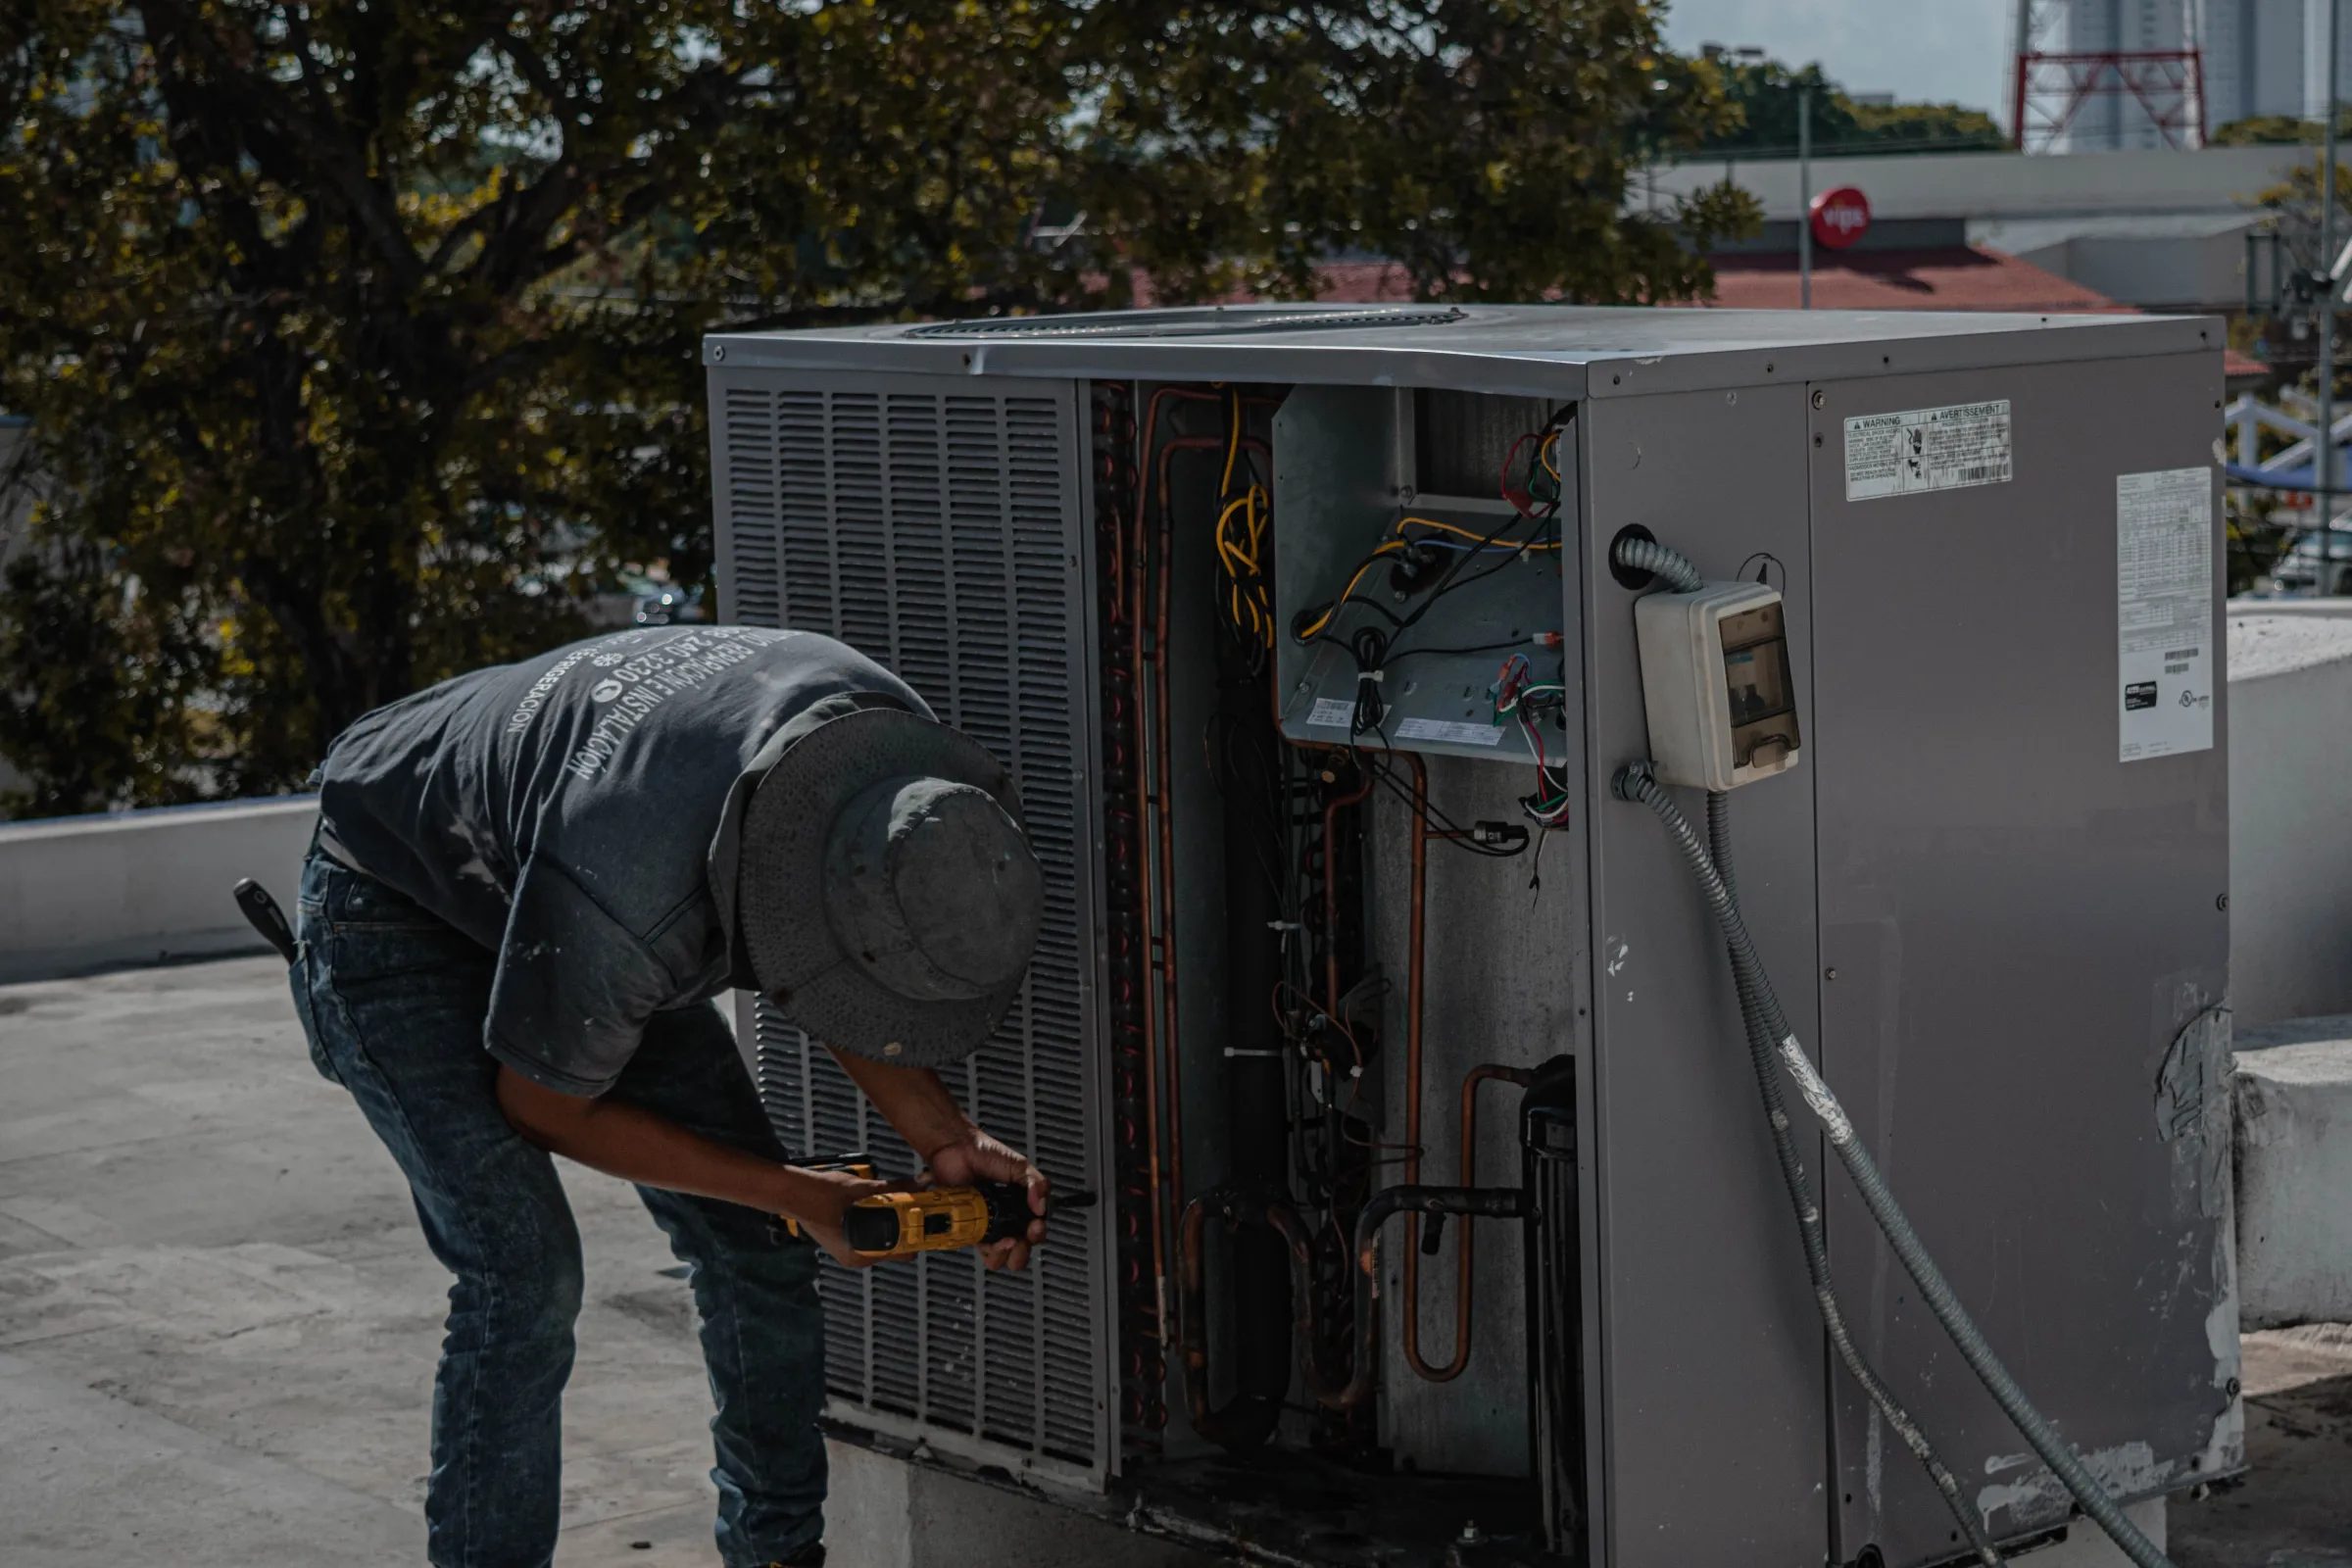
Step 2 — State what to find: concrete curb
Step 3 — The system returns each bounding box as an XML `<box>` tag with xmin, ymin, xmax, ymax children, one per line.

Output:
<box><xmin>0</xmin><ymin>797</ymin><xmax>316</xmax><ymax>984</ymax></box>
<box><xmin>2235</xmin><ymin>1015</ymin><xmax>2352</xmax><ymax>1330</ymax></box>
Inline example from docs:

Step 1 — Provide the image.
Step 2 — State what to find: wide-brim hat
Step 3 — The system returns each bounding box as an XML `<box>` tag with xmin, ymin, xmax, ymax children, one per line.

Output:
<box><xmin>741</xmin><ymin>707</ymin><xmax>1042</xmax><ymax>1066</ymax></box>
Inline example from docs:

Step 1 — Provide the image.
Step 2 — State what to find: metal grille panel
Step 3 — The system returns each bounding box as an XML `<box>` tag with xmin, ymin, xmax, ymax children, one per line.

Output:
<box><xmin>715</xmin><ymin>372</ymin><xmax>1109</xmax><ymax>1479</ymax></box>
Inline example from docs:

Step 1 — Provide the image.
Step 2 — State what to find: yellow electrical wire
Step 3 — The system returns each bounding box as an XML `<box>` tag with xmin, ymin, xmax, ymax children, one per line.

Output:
<box><xmin>1294</xmin><ymin>539</ymin><xmax>1412</xmax><ymax>643</ymax></box>
<box><xmin>1293</xmin><ymin>424</ymin><xmax>1567</xmax><ymax>649</ymax></box>
<box><xmin>1393</xmin><ymin>514</ymin><xmax>1562</xmax><ymax>552</ymax></box>
<box><xmin>1214</xmin><ymin>387</ymin><xmax>1276</xmax><ymax>646</ymax></box>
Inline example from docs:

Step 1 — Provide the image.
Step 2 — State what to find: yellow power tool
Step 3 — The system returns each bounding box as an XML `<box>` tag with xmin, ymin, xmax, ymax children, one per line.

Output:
<box><xmin>844</xmin><ymin>1181</ymin><xmax>1097</xmax><ymax>1260</ymax></box>
<box><xmin>781</xmin><ymin>1152</ymin><xmax>1096</xmax><ymax>1261</ymax></box>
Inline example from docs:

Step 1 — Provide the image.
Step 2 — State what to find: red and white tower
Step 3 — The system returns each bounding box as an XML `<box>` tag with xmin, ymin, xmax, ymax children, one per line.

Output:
<box><xmin>2011</xmin><ymin>0</ymin><xmax>2211</xmax><ymax>152</ymax></box>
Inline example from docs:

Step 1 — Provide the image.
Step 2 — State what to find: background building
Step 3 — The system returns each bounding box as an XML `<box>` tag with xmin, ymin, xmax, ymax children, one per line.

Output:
<box><xmin>2205</xmin><ymin>0</ymin><xmax>2310</xmax><ymax>125</ymax></box>
<box><xmin>2068</xmin><ymin>0</ymin><xmax>2352</xmax><ymax>149</ymax></box>
<box><xmin>1644</xmin><ymin>143</ymin><xmax>2307</xmax><ymax>317</ymax></box>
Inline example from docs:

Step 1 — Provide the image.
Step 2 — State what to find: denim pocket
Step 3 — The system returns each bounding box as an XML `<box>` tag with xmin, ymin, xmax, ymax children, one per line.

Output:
<box><xmin>287</xmin><ymin>950</ymin><xmax>345</xmax><ymax>1088</ymax></box>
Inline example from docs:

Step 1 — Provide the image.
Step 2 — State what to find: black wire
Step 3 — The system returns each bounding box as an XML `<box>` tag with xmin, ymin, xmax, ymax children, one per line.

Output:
<box><xmin>1356</xmin><ymin>752</ymin><xmax>1529</xmax><ymax>859</ymax></box>
<box><xmin>1346</xmin><ymin>625</ymin><xmax>1389</xmax><ymax>738</ymax></box>
<box><xmin>1390</xmin><ymin>511</ymin><xmax>1541</xmax><ymax>636</ymax></box>
<box><xmin>1296</xmin><ymin>593</ymin><xmax>1407</xmax><ymax>636</ymax></box>
<box><xmin>1382</xmin><ymin>636</ymin><xmax>1531</xmax><ymax>662</ymax></box>
<box><xmin>1418</xmin><ymin>541</ymin><xmax>1553</xmax><ymax>612</ymax></box>
<box><xmin>1293</xmin><ymin>497</ymin><xmax>1546</xmax><ymax>648</ymax></box>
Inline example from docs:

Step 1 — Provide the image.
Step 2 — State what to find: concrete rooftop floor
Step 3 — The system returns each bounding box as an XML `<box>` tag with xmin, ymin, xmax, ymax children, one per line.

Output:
<box><xmin>2</xmin><ymin>956</ymin><xmax>2347</xmax><ymax>1567</ymax></box>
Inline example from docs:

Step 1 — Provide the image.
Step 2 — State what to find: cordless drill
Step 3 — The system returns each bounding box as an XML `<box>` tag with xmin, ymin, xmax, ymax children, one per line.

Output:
<box><xmin>786</xmin><ymin>1153</ymin><xmax>1096</xmax><ymax>1261</ymax></box>
<box><xmin>844</xmin><ymin>1182</ymin><xmax>1097</xmax><ymax>1259</ymax></box>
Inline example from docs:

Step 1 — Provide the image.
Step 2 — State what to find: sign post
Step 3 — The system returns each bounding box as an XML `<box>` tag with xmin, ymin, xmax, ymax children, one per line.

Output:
<box><xmin>1798</xmin><ymin>87</ymin><xmax>1813</xmax><ymax>309</ymax></box>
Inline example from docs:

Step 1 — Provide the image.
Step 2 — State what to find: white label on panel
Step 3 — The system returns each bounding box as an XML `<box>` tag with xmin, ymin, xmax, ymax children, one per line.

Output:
<box><xmin>1843</xmin><ymin>400</ymin><xmax>2013</xmax><ymax>502</ymax></box>
<box><xmin>2116</xmin><ymin>466</ymin><xmax>2216</xmax><ymax>762</ymax></box>
<box><xmin>1305</xmin><ymin>697</ymin><xmax>1355</xmax><ymax>729</ymax></box>
<box><xmin>1393</xmin><ymin>716</ymin><xmax>1506</xmax><ymax>747</ymax></box>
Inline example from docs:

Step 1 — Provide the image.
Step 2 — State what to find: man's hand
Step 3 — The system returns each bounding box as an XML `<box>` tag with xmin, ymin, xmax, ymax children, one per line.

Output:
<box><xmin>794</xmin><ymin>1167</ymin><xmax>908</xmax><ymax>1270</ymax></box>
<box><xmin>924</xmin><ymin>1131</ymin><xmax>1049</xmax><ymax>1272</ymax></box>
<box><xmin>820</xmin><ymin>1049</ymin><xmax>1052</xmax><ymax>1271</ymax></box>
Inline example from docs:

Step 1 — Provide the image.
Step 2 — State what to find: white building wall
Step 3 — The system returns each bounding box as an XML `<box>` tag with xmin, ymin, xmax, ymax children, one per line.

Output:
<box><xmin>2305</xmin><ymin>0</ymin><xmax>2352</xmax><ymax>116</ymax></box>
<box><xmin>2226</xmin><ymin>604</ymin><xmax>2352</xmax><ymax>1028</ymax></box>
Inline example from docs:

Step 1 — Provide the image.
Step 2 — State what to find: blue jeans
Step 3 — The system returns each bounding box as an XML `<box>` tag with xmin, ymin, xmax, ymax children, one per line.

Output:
<box><xmin>289</xmin><ymin>854</ymin><xmax>827</xmax><ymax>1568</ymax></box>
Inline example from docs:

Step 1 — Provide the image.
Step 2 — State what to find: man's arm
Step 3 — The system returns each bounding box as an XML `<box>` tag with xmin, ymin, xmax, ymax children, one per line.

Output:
<box><xmin>494</xmin><ymin>1065</ymin><xmax>890</xmax><ymax>1266</ymax></box>
<box><xmin>825</xmin><ymin>1049</ymin><xmax>1050</xmax><ymax>1272</ymax></box>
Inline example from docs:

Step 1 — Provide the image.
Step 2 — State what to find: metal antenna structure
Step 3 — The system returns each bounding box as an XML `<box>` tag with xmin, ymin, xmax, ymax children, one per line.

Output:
<box><xmin>2010</xmin><ymin>0</ymin><xmax>2210</xmax><ymax>153</ymax></box>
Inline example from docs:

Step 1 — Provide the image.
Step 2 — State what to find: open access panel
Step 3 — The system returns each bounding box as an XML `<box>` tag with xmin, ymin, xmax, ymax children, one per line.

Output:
<box><xmin>705</xmin><ymin>305</ymin><xmax>2237</xmax><ymax>1568</ymax></box>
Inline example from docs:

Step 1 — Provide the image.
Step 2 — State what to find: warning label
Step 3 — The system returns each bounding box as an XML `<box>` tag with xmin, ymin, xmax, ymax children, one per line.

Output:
<box><xmin>1393</xmin><ymin>717</ymin><xmax>1505</xmax><ymax>748</ymax></box>
<box><xmin>2117</xmin><ymin>466</ymin><xmax>2215</xmax><ymax>762</ymax></box>
<box><xmin>1843</xmin><ymin>400</ymin><xmax>2013</xmax><ymax>502</ymax></box>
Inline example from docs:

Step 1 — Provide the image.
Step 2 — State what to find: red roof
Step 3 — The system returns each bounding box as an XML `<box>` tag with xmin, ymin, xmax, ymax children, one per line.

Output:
<box><xmin>2223</xmin><ymin>347</ymin><xmax>2271</xmax><ymax>382</ymax></box>
<box><xmin>1694</xmin><ymin>245</ymin><xmax>2129</xmax><ymax>314</ymax></box>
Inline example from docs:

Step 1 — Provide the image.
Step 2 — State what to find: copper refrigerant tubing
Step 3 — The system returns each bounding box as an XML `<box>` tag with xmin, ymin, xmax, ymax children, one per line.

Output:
<box><xmin>1152</xmin><ymin>432</ymin><xmax>1222</xmax><ymax>1233</ymax></box>
<box><xmin>1127</xmin><ymin>401</ymin><xmax>1197</xmax><ymax>1348</ymax></box>
<box><xmin>1416</xmin><ymin>1063</ymin><xmax>1539</xmax><ymax>1382</ymax></box>
<box><xmin>1130</xmin><ymin>387</ymin><xmax>1274</xmax><ymax>1348</ymax></box>
<box><xmin>1126</xmin><ymin>386</ymin><xmax>1223</xmax><ymax>1345</ymax></box>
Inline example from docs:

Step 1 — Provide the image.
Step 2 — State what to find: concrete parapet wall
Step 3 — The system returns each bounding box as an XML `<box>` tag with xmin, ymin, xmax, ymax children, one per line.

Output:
<box><xmin>825</xmin><ymin>1439</ymin><xmax>1209</xmax><ymax>1568</ymax></box>
<box><xmin>2228</xmin><ymin>603</ymin><xmax>2352</xmax><ymax>1027</ymax></box>
<box><xmin>2235</xmin><ymin>1016</ymin><xmax>2352</xmax><ymax>1330</ymax></box>
<box><xmin>0</xmin><ymin>797</ymin><xmax>316</xmax><ymax>984</ymax></box>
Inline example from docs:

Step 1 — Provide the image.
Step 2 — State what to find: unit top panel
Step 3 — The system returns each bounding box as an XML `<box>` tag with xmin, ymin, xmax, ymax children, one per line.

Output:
<box><xmin>704</xmin><ymin>303</ymin><xmax>2216</xmax><ymax>400</ymax></box>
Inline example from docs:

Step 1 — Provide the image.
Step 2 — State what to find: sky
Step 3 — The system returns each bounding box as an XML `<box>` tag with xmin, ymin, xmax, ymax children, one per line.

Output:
<box><xmin>1658</xmin><ymin>0</ymin><xmax>2016</xmax><ymax>113</ymax></box>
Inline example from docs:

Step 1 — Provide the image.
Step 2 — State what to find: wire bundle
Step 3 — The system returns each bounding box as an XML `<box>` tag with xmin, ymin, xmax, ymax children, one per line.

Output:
<box><xmin>1291</xmin><ymin>509</ymin><xmax>1561</xmax><ymax>648</ymax></box>
<box><xmin>1214</xmin><ymin>387</ymin><xmax>1274</xmax><ymax>656</ymax></box>
<box><xmin>1492</xmin><ymin>653</ymin><xmax>1571</xmax><ymax>827</ymax></box>
<box><xmin>1500</xmin><ymin>426</ymin><xmax>1566</xmax><ymax>518</ymax></box>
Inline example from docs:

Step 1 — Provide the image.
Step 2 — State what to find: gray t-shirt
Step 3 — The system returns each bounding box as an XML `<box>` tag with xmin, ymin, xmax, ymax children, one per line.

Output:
<box><xmin>313</xmin><ymin>626</ymin><xmax>924</xmax><ymax>1095</ymax></box>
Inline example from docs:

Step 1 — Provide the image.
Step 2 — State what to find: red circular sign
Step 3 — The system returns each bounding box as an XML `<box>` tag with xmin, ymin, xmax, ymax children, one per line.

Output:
<box><xmin>1809</xmin><ymin>186</ymin><xmax>1872</xmax><ymax>251</ymax></box>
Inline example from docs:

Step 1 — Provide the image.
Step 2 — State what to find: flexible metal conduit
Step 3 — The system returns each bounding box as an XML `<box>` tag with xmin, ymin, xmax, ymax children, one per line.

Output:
<box><xmin>1704</xmin><ymin>790</ymin><xmax>2000</xmax><ymax>1566</ymax></box>
<box><xmin>1614</xmin><ymin>760</ymin><xmax>2175</xmax><ymax>1568</ymax></box>
<box><xmin>1611</xmin><ymin>534</ymin><xmax>1705</xmax><ymax>593</ymax></box>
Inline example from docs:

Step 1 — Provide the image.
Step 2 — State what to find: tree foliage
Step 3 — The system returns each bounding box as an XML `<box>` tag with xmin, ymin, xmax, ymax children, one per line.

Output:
<box><xmin>0</xmin><ymin>0</ymin><xmax>1752</xmax><ymax>814</ymax></box>
<box><xmin>2212</xmin><ymin>112</ymin><xmax>2352</xmax><ymax>146</ymax></box>
<box><xmin>1698</xmin><ymin>57</ymin><xmax>2006</xmax><ymax>158</ymax></box>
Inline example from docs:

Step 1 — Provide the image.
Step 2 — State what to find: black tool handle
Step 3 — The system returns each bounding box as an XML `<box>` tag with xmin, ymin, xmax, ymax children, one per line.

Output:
<box><xmin>980</xmin><ymin>1182</ymin><xmax>1098</xmax><ymax>1244</ymax></box>
<box><xmin>842</xmin><ymin>1204</ymin><xmax>904</xmax><ymax>1254</ymax></box>
<box><xmin>232</xmin><ymin>878</ymin><xmax>299</xmax><ymax>964</ymax></box>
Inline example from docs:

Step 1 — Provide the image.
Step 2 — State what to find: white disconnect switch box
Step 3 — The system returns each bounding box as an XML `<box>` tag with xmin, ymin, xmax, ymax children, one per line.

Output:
<box><xmin>1634</xmin><ymin>579</ymin><xmax>1802</xmax><ymax>791</ymax></box>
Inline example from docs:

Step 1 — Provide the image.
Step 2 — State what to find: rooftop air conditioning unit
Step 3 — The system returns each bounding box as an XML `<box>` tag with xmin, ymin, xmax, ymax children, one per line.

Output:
<box><xmin>706</xmin><ymin>304</ymin><xmax>2235</xmax><ymax>1568</ymax></box>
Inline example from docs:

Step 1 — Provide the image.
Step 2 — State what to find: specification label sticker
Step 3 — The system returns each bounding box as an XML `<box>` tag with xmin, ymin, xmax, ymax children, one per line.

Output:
<box><xmin>1843</xmin><ymin>400</ymin><xmax>2013</xmax><ymax>502</ymax></box>
<box><xmin>1393</xmin><ymin>716</ymin><xmax>1506</xmax><ymax>747</ymax></box>
<box><xmin>1304</xmin><ymin>696</ymin><xmax>1355</xmax><ymax>729</ymax></box>
<box><xmin>2117</xmin><ymin>466</ymin><xmax>2215</xmax><ymax>762</ymax></box>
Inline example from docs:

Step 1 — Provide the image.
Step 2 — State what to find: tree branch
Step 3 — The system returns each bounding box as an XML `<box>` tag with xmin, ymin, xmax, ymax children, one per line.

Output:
<box><xmin>139</xmin><ymin>0</ymin><xmax>426</xmax><ymax>295</ymax></box>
